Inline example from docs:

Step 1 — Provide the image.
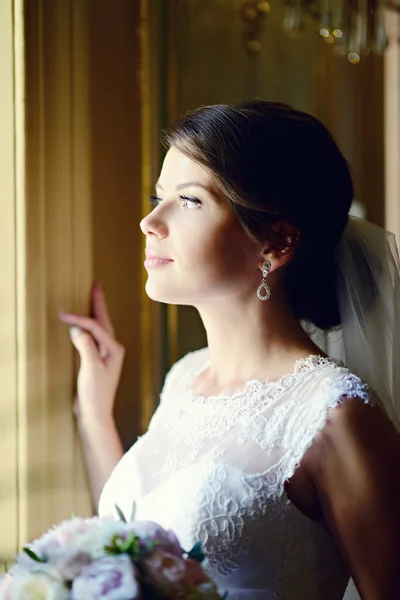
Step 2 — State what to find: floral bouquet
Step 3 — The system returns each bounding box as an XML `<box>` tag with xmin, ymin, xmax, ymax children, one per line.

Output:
<box><xmin>0</xmin><ymin>506</ymin><xmax>225</xmax><ymax>600</ymax></box>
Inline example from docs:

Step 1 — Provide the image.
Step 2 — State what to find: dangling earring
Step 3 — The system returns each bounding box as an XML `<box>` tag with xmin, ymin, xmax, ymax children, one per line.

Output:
<box><xmin>257</xmin><ymin>261</ymin><xmax>271</xmax><ymax>301</ymax></box>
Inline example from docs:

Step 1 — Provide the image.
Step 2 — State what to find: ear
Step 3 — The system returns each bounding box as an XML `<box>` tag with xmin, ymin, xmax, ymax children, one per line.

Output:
<box><xmin>258</xmin><ymin>220</ymin><xmax>300</xmax><ymax>272</ymax></box>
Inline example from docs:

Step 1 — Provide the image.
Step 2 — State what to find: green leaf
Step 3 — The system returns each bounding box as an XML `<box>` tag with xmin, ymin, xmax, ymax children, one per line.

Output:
<box><xmin>125</xmin><ymin>535</ymin><xmax>141</xmax><ymax>560</ymax></box>
<box><xmin>23</xmin><ymin>548</ymin><xmax>46</xmax><ymax>563</ymax></box>
<box><xmin>187</xmin><ymin>541</ymin><xmax>206</xmax><ymax>563</ymax></box>
<box><xmin>104</xmin><ymin>545</ymin><xmax>120</xmax><ymax>554</ymax></box>
<box><xmin>114</xmin><ymin>537</ymin><xmax>132</xmax><ymax>553</ymax></box>
<box><xmin>114</xmin><ymin>504</ymin><xmax>127</xmax><ymax>523</ymax></box>
<box><xmin>104</xmin><ymin>532</ymin><xmax>141</xmax><ymax>561</ymax></box>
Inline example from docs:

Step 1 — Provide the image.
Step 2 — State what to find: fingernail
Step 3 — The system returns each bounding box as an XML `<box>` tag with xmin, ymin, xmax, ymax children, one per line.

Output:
<box><xmin>59</xmin><ymin>311</ymin><xmax>70</xmax><ymax>318</ymax></box>
<box><xmin>69</xmin><ymin>326</ymin><xmax>82</xmax><ymax>338</ymax></box>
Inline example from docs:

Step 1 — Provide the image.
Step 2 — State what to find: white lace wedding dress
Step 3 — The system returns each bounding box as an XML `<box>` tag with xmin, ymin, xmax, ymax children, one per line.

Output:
<box><xmin>99</xmin><ymin>349</ymin><xmax>376</xmax><ymax>600</ymax></box>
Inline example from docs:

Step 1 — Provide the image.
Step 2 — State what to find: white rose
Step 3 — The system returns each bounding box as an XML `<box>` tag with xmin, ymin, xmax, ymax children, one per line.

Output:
<box><xmin>10</xmin><ymin>570</ymin><xmax>69</xmax><ymax>600</ymax></box>
<box><xmin>98</xmin><ymin>521</ymin><xmax>131</xmax><ymax>545</ymax></box>
<box><xmin>73</xmin><ymin>529</ymin><xmax>106</xmax><ymax>560</ymax></box>
<box><xmin>62</xmin><ymin>519</ymin><xmax>131</xmax><ymax>562</ymax></box>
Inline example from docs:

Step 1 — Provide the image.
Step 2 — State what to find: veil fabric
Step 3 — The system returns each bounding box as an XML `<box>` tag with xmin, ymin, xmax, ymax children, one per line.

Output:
<box><xmin>308</xmin><ymin>216</ymin><xmax>400</xmax><ymax>431</ymax></box>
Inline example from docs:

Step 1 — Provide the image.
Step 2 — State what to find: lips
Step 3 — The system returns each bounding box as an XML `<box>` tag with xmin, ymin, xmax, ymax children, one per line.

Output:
<box><xmin>144</xmin><ymin>248</ymin><xmax>173</xmax><ymax>269</ymax></box>
<box><xmin>145</xmin><ymin>249</ymin><xmax>172</xmax><ymax>261</ymax></box>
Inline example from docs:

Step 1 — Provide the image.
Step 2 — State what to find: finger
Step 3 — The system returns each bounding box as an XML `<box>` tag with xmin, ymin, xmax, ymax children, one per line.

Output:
<box><xmin>69</xmin><ymin>326</ymin><xmax>100</xmax><ymax>360</ymax></box>
<box><xmin>90</xmin><ymin>284</ymin><xmax>112</xmax><ymax>357</ymax></box>
<box><xmin>69</xmin><ymin>326</ymin><xmax>110</xmax><ymax>364</ymax></box>
<box><xmin>91</xmin><ymin>283</ymin><xmax>115</xmax><ymax>336</ymax></box>
<box><xmin>60</xmin><ymin>312</ymin><xmax>117</xmax><ymax>351</ymax></box>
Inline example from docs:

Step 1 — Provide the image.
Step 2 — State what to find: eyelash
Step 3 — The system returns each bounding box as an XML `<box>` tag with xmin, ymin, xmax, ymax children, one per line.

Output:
<box><xmin>149</xmin><ymin>195</ymin><xmax>202</xmax><ymax>209</ymax></box>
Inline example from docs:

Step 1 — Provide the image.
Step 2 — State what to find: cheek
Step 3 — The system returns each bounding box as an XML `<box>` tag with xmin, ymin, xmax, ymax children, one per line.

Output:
<box><xmin>144</xmin><ymin>211</ymin><xmax>259</xmax><ymax>304</ymax></box>
<box><xmin>191</xmin><ymin>220</ymin><xmax>258</xmax><ymax>283</ymax></box>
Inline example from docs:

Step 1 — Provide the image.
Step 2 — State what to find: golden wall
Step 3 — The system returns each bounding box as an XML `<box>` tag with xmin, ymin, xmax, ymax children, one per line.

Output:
<box><xmin>0</xmin><ymin>0</ymin><xmax>395</xmax><ymax>567</ymax></box>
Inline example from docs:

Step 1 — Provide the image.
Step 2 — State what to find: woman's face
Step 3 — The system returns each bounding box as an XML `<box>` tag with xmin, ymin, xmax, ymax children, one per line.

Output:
<box><xmin>140</xmin><ymin>147</ymin><xmax>261</xmax><ymax>306</ymax></box>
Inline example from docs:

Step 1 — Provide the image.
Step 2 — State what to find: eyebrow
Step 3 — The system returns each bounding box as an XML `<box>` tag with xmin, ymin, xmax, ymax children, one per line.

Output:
<box><xmin>155</xmin><ymin>181</ymin><xmax>213</xmax><ymax>193</ymax></box>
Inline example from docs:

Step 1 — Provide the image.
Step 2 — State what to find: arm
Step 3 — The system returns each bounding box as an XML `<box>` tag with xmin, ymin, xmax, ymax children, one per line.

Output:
<box><xmin>59</xmin><ymin>283</ymin><xmax>126</xmax><ymax>512</ymax></box>
<box><xmin>77</xmin><ymin>415</ymin><xmax>124</xmax><ymax>511</ymax></box>
<box><xmin>307</xmin><ymin>398</ymin><xmax>400</xmax><ymax>600</ymax></box>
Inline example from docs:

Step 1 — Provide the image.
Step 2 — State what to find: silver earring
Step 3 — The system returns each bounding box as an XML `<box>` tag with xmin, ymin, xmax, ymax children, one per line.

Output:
<box><xmin>257</xmin><ymin>261</ymin><xmax>271</xmax><ymax>301</ymax></box>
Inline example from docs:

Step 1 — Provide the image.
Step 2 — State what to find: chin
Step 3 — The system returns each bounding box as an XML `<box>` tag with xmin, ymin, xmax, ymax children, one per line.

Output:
<box><xmin>145</xmin><ymin>281</ymin><xmax>200</xmax><ymax>306</ymax></box>
<box><xmin>144</xmin><ymin>281</ymin><xmax>183</xmax><ymax>305</ymax></box>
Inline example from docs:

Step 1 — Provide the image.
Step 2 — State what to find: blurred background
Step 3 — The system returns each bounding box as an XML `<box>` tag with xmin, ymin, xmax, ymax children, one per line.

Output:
<box><xmin>0</xmin><ymin>0</ymin><xmax>399</xmax><ymax>576</ymax></box>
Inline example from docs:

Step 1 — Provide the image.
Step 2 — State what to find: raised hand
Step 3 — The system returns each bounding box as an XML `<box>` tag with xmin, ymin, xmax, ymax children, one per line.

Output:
<box><xmin>59</xmin><ymin>283</ymin><xmax>125</xmax><ymax>426</ymax></box>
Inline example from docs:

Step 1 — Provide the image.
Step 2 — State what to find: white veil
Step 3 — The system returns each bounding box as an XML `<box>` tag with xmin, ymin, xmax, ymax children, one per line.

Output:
<box><xmin>308</xmin><ymin>216</ymin><xmax>400</xmax><ymax>432</ymax></box>
<box><xmin>307</xmin><ymin>216</ymin><xmax>400</xmax><ymax>600</ymax></box>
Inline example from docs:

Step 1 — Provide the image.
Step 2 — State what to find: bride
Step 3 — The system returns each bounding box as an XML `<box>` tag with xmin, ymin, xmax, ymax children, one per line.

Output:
<box><xmin>59</xmin><ymin>101</ymin><xmax>400</xmax><ymax>599</ymax></box>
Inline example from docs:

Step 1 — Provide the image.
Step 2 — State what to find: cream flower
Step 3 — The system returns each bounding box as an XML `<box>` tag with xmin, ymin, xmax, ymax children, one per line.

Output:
<box><xmin>10</xmin><ymin>570</ymin><xmax>69</xmax><ymax>600</ymax></box>
<box><xmin>0</xmin><ymin>573</ymin><xmax>13</xmax><ymax>600</ymax></box>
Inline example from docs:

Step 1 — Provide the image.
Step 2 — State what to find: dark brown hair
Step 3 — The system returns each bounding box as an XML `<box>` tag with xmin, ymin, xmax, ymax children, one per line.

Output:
<box><xmin>164</xmin><ymin>100</ymin><xmax>354</xmax><ymax>330</ymax></box>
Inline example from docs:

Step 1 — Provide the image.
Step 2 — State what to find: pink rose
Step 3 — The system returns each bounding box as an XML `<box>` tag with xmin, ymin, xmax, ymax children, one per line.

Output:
<box><xmin>129</xmin><ymin>521</ymin><xmax>182</xmax><ymax>557</ymax></box>
<box><xmin>52</xmin><ymin>548</ymin><xmax>91</xmax><ymax>581</ymax></box>
<box><xmin>71</xmin><ymin>555</ymin><xmax>140</xmax><ymax>600</ymax></box>
<box><xmin>184</xmin><ymin>558</ymin><xmax>211</xmax><ymax>587</ymax></box>
<box><xmin>141</xmin><ymin>550</ymin><xmax>211</xmax><ymax>599</ymax></box>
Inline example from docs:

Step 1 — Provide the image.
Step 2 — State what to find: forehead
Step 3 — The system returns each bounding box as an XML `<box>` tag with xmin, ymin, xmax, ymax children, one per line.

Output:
<box><xmin>158</xmin><ymin>147</ymin><xmax>216</xmax><ymax>188</ymax></box>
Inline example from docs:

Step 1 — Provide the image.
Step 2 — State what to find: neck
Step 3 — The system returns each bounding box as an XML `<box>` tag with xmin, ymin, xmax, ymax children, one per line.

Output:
<box><xmin>195</xmin><ymin>294</ymin><xmax>322</xmax><ymax>386</ymax></box>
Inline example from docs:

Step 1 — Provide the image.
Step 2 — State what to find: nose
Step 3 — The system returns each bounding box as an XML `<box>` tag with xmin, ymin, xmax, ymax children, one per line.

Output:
<box><xmin>140</xmin><ymin>208</ymin><xmax>168</xmax><ymax>239</ymax></box>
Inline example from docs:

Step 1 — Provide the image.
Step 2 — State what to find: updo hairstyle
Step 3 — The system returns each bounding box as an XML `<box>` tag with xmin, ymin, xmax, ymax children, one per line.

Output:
<box><xmin>164</xmin><ymin>100</ymin><xmax>354</xmax><ymax>330</ymax></box>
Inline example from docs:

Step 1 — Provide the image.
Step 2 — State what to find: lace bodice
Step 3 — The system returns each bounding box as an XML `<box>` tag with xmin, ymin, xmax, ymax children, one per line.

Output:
<box><xmin>99</xmin><ymin>349</ymin><xmax>376</xmax><ymax>599</ymax></box>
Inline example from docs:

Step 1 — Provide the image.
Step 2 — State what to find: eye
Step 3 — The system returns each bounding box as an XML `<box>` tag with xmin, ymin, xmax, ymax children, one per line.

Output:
<box><xmin>149</xmin><ymin>195</ymin><xmax>162</xmax><ymax>207</ymax></box>
<box><xmin>179</xmin><ymin>195</ymin><xmax>202</xmax><ymax>209</ymax></box>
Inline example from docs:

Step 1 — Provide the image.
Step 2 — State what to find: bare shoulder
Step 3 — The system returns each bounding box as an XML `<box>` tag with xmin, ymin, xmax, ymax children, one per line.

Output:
<box><xmin>304</xmin><ymin>396</ymin><xmax>400</xmax><ymax>599</ymax></box>
<box><xmin>308</xmin><ymin>396</ymin><xmax>400</xmax><ymax>472</ymax></box>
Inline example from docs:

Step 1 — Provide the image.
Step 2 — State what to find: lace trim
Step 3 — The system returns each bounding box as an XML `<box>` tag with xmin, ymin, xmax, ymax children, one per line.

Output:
<box><xmin>279</xmin><ymin>372</ymin><xmax>377</xmax><ymax>497</ymax></box>
<box><xmin>154</xmin><ymin>357</ymin><xmax>373</xmax><ymax>487</ymax></box>
<box><xmin>188</xmin><ymin>375</ymin><xmax>375</xmax><ymax>577</ymax></box>
<box><xmin>188</xmin><ymin>461</ymin><xmax>292</xmax><ymax>576</ymax></box>
<box><xmin>187</xmin><ymin>355</ymin><xmax>344</xmax><ymax>404</ymax></box>
<box><xmin>148</xmin><ymin>355</ymin><xmax>376</xmax><ymax>583</ymax></box>
<box><xmin>188</xmin><ymin>460</ymin><xmax>346</xmax><ymax>582</ymax></box>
